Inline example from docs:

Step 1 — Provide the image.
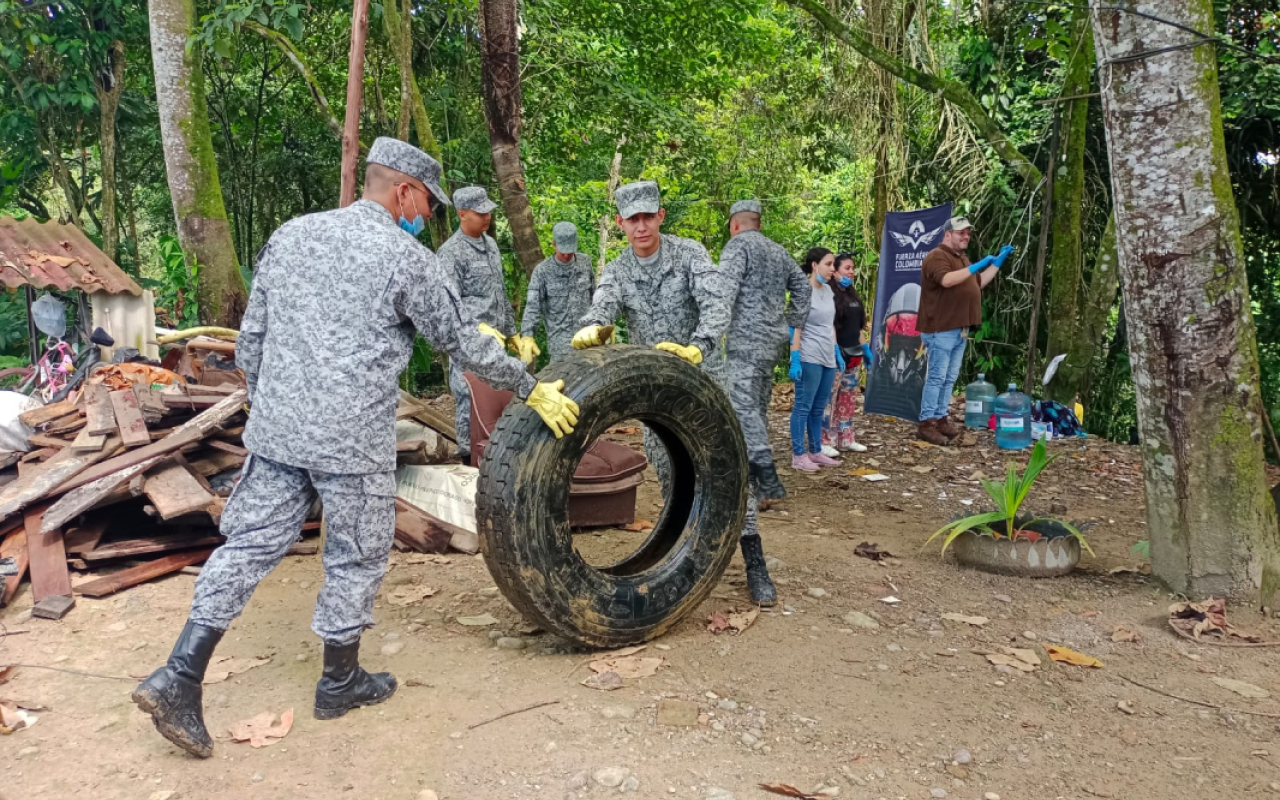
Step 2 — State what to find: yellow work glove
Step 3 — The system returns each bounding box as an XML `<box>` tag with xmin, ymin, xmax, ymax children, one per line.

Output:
<box><xmin>525</xmin><ymin>379</ymin><xmax>580</xmax><ymax>439</ymax></box>
<box><xmin>654</xmin><ymin>342</ymin><xmax>703</xmax><ymax>366</ymax></box>
<box><xmin>571</xmin><ymin>324</ymin><xmax>614</xmax><ymax>350</ymax></box>
<box><xmin>510</xmin><ymin>335</ymin><xmax>541</xmax><ymax>367</ymax></box>
<box><xmin>477</xmin><ymin>322</ymin><xmax>508</xmax><ymax>348</ymax></box>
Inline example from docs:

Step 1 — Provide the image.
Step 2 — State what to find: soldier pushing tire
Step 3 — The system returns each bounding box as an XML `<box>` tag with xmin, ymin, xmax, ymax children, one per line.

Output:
<box><xmin>477</xmin><ymin>346</ymin><xmax>749</xmax><ymax>649</ymax></box>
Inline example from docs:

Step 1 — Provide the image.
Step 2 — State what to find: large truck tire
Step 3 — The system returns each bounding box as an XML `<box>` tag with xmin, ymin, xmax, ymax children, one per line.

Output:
<box><xmin>476</xmin><ymin>345</ymin><xmax>748</xmax><ymax>648</ymax></box>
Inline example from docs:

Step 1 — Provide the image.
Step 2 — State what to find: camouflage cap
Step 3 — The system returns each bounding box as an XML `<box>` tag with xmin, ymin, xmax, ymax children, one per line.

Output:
<box><xmin>943</xmin><ymin>216</ymin><xmax>972</xmax><ymax>232</ymax></box>
<box><xmin>553</xmin><ymin>222</ymin><xmax>578</xmax><ymax>253</ymax></box>
<box><xmin>367</xmin><ymin>137</ymin><xmax>451</xmax><ymax>206</ymax></box>
<box><xmin>454</xmin><ymin>186</ymin><xmax>498</xmax><ymax>214</ymax></box>
<box><xmin>614</xmin><ymin>180</ymin><xmax>661</xmax><ymax>219</ymax></box>
<box><xmin>729</xmin><ymin>199</ymin><xmax>762</xmax><ymax>218</ymax></box>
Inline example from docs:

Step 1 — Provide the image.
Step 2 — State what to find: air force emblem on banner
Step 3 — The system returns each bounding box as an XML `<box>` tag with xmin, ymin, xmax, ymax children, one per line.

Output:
<box><xmin>890</xmin><ymin>220</ymin><xmax>944</xmax><ymax>250</ymax></box>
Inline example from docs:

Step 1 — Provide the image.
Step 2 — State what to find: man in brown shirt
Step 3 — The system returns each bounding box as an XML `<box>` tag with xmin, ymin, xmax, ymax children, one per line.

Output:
<box><xmin>916</xmin><ymin>217</ymin><xmax>1012</xmax><ymax>444</ymax></box>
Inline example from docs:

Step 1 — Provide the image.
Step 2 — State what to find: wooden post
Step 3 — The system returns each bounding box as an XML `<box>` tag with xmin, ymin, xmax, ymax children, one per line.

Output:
<box><xmin>1024</xmin><ymin>111</ymin><xmax>1058</xmax><ymax>393</ymax></box>
<box><xmin>339</xmin><ymin>0</ymin><xmax>371</xmax><ymax>208</ymax></box>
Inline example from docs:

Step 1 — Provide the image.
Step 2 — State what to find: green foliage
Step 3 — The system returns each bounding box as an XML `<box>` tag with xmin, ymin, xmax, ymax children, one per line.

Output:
<box><xmin>0</xmin><ymin>290</ymin><xmax>30</xmax><ymax>359</ymax></box>
<box><xmin>924</xmin><ymin>439</ymin><xmax>1093</xmax><ymax>555</ymax></box>
<box><xmin>144</xmin><ymin>235</ymin><xmax>201</xmax><ymax>330</ymax></box>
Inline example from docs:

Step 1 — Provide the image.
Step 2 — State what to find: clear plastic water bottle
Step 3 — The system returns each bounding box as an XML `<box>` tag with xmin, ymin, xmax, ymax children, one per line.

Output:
<box><xmin>964</xmin><ymin>372</ymin><xmax>997</xmax><ymax>429</ymax></box>
<box><xmin>994</xmin><ymin>383</ymin><xmax>1032</xmax><ymax>450</ymax></box>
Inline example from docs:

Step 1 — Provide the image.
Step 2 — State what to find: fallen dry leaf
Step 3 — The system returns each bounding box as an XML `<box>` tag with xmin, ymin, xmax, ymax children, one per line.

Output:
<box><xmin>227</xmin><ymin>708</ymin><xmax>294</xmax><ymax>747</ymax></box>
<box><xmin>941</xmin><ymin>612</ymin><xmax>989</xmax><ymax>626</ymax></box>
<box><xmin>204</xmin><ymin>655</ymin><xmax>272</xmax><ymax>685</ymax></box>
<box><xmin>854</xmin><ymin>541</ymin><xmax>893</xmax><ymax>561</ymax></box>
<box><xmin>910</xmin><ymin>465</ymin><xmax>934</xmax><ymax>473</ymax></box>
<box><xmin>1002</xmin><ymin>647</ymin><xmax>1040</xmax><ymax>666</ymax></box>
<box><xmin>456</xmin><ymin>613</ymin><xmax>499</xmax><ymax>626</ymax></box>
<box><xmin>708</xmin><ymin>607</ymin><xmax>760</xmax><ymax>635</ymax></box>
<box><xmin>0</xmin><ymin>700</ymin><xmax>37</xmax><ymax>733</ymax></box>
<box><xmin>848</xmin><ymin>467</ymin><xmax>879</xmax><ymax>477</ymax></box>
<box><xmin>986</xmin><ymin>653</ymin><xmax>1036</xmax><ymax>673</ymax></box>
<box><xmin>1045</xmin><ymin>643</ymin><xmax>1104</xmax><ymax>668</ymax></box>
<box><xmin>1212</xmin><ymin>676</ymin><xmax>1270</xmax><ymax>700</ymax></box>
<box><xmin>388</xmin><ymin>585</ymin><xmax>437</xmax><ymax>606</ymax></box>
<box><xmin>589</xmin><ymin>655</ymin><xmax>664</xmax><ymax>680</ymax></box>
<box><xmin>1111</xmin><ymin>626</ymin><xmax>1141</xmax><ymax>644</ymax></box>
<box><xmin>623</xmin><ymin>519</ymin><xmax>654</xmax><ymax>532</ymax></box>
<box><xmin>1168</xmin><ymin>597</ymin><xmax>1274</xmax><ymax>645</ymax></box>
<box><xmin>908</xmin><ymin>440</ymin><xmax>935</xmax><ymax>449</ymax></box>
<box><xmin>581</xmin><ymin>670</ymin><xmax>625</xmax><ymax>691</ymax></box>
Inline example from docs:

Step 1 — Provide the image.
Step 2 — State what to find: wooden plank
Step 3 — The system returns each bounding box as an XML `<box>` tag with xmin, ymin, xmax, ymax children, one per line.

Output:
<box><xmin>27</xmin><ymin>432</ymin><xmax>75</xmax><ymax>449</ymax></box>
<box><xmin>41</xmin><ymin>455</ymin><xmax>167</xmax><ymax>533</ymax></box>
<box><xmin>70</xmin><ymin>426</ymin><xmax>107</xmax><ymax>453</ymax></box>
<box><xmin>0</xmin><ymin>523</ymin><xmax>27</xmax><ymax>607</ymax></box>
<box><xmin>73</xmin><ymin>548</ymin><xmax>215</xmax><ymax>598</ymax></box>
<box><xmin>81</xmin><ymin>531</ymin><xmax>224</xmax><ymax>562</ymax></box>
<box><xmin>110</xmin><ymin>388</ymin><xmax>151</xmax><ymax>448</ymax></box>
<box><xmin>45</xmin><ymin>412</ymin><xmax>86</xmax><ymax>435</ymax></box>
<box><xmin>393</xmin><ymin>499</ymin><xmax>453</xmax><ymax>554</ymax></box>
<box><xmin>144</xmin><ymin>459</ymin><xmax>215</xmax><ymax>520</ymax></box>
<box><xmin>162</xmin><ymin>395</ymin><xmax>229</xmax><ymax>410</ymax></box>
<box><xmin>205</xmin><ymin>439</ymin><xmax>248</xmax><ymax>458</ymax></box>
<box><xmin>25</xmin><ymin>504</ymin><xmax>70</xmax><ymax>602</ymax></box>
<box><xmin>50</xmin><ymin>391</ymin><xmax>246</xmax><ymax>496</ymax></box>
<box><xmin>187</xmin><ymin>450</ymin><xmax>245</xmax><ymax>478</ymax></box>
<box><xmin>0</xmin><ymin>436</ymin><xmax>123</xmax><ymax>527</ymax></box>
<box><xmin>19</xmin><ymin>399</ymin><xmax>77</xmax><ymax>428</ymax></box>
<box><xmin>84</xmin><ymin>383</ymin><xmax>116</xmax><ymax>435</ymax></box>
<box><xmin>64</xmin><ymin>520</ymin><xmax>108</xmax><ymax>555</ymax></box>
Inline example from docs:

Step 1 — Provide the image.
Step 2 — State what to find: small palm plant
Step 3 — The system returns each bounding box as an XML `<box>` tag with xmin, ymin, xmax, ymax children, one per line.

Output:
<box><xmin>925</xmin><ymin>438</ymin><xmax>1094</xmax><ymax>556</ymax></box>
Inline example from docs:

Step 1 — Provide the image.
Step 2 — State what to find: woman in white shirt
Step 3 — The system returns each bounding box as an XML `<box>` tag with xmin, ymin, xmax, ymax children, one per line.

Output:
<box><xmin>788</xmin><ymin>247</ymin><xmax>844</xmax><ymax>472</ymax></box>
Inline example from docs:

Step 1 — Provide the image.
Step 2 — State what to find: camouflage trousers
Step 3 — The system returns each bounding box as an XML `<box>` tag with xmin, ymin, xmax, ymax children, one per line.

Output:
<box><xmin>723</xmin><ymin>351</ymin><xmax>777</xmax><ymax>470</ymax></box>
<box><xmin>189</xmin><ymin>454</ymin><xmax>397</xmax><ymax>645</ymax></box>
<box><xmin>447</xmin><ymin>363</ymin><xmax>473</xmax><ymax>455</ymax></box>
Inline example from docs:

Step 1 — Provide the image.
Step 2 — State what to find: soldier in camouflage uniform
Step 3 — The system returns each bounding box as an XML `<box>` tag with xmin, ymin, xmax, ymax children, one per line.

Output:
<box><xmin>436</xmin><ymin>186</ymin><xmax>517</xmax><ymax>459</ymax></box>
<box><xmin>132</xmin><ymin>139</ymin><xmax>580</xmax><ymax>759</ymax></box>
<box><xmin>572</xmin><ymin>180</ymin><xmax>734</xmax><ymax>500</ymax></box>
<box><xmin>716</xmin><ymin>199</ymin><xmax>812</xmax><ymax>605</ymax></box>
<box><xmin>721</xmin><ymin>199</ymin><xmax>811</xmax><ymax>500</ymax></box>
<box><xmin>518</xmin><ymin>222</ymin><xmax>595</xmax><ymax>362</ymax></box>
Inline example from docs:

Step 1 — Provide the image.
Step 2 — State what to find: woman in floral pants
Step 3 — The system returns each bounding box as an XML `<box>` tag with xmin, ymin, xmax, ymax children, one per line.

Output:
<box><xmin>823</xmin><ymin>253</ymin><xmax>869</xmax><ymax>453</ymax></box>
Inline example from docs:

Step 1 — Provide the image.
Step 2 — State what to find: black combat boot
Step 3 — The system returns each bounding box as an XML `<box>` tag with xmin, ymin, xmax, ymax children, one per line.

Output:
<box><xmin>314</xmin><ymin>638</ymin><xmax>398</xmax><ymax>720</ymax></box>
<box><xmin>740</xmin><ymin>534</ymin><xmax>777</xmax><ymax>607</ymax></box>
<box><xmin>750</xmin><ymin>460</ymin><xmax>787</xmax><ymax>501</ymax></box>
<box><xmin>132</xmin><ymin>621</ymin><xmax>224</xmax><ymax>758</ymax></box>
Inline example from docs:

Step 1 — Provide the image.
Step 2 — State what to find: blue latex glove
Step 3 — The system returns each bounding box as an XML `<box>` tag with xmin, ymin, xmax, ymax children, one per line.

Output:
<box><xmin>861</xmin><ymin>343</ymin><xmax>874</xmax><ymax>366</ymax></box>
<box><xmin>993</xmin><ymin>244</ymin><xmax>1014</xmax><ymax>267</ymax></box>
<box><xmin>789</xmin><ymin>350</ymin><xmax>803</xmax><ymax>382</ymax></box>
<box><xmin>835</xmin><ymin>345</ymin><xmax>845</xmax><ymax>372</ymax></box>
<box><xmin>968</xmin><ymin>255</ymin><xmax>995</xmax><ymax>274</ymax></box>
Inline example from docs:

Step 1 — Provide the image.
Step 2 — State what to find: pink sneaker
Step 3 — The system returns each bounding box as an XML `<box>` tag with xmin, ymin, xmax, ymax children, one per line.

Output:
<box><xmin>809</xmin><ymin>451</ymin><xmax>842</xmax><ymax>467</ymax></box>
<box><xmin>791</xmin><ymin>453</ymin><xmax>819</xmax><ymax>472</ymax></box>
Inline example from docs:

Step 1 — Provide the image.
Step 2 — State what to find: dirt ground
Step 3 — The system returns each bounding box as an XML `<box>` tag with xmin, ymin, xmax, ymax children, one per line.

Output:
<box><xmin>4</xmin><ymin>401</ymin><xmax>1280</xmax><ymax>800</ymax></box>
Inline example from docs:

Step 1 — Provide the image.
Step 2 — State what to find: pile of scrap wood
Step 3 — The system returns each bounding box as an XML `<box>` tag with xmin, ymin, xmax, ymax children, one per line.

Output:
<box><xmin>0</xmin><ymin>347</ymin><xmax>479</xmax><ymax>620</ymax></box>
<box><xmin>0</xmin><ymin>375</ymin><xmax>263</xmax><ymax>619</ymax></box>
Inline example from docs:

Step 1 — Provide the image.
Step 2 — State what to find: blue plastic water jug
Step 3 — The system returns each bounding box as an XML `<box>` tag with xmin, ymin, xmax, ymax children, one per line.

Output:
<box><xmin>964</xmin><ymin>373</ymin><xmax>997</xmax><ymax>429</ymax></box>
<box><xmin>994</xmin><ymin>383</ymin><xmax>1032</xmax><ymax>450</ymax></box>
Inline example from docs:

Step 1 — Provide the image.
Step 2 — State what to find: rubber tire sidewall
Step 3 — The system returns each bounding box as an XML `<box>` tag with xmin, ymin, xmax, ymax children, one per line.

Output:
<box><xmin>476</xmin><ymin>345</ymin><xmax>748</xmax><ymax>648</ymax></box>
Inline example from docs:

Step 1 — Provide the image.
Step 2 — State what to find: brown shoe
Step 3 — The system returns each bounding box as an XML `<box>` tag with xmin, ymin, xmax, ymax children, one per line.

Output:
<box><xmin>937</xmin><ymin>416</ymin><xmax>963</xmax><ymax>440</ymax></box>
<box><xmin>917</xmin><ymin>419</ymin><xmax>950</xmax><ymax>446</ymax></box>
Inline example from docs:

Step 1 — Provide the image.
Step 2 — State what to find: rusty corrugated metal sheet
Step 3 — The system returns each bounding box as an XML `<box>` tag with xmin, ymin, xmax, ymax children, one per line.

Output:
<box><xmin>0</xmin><ymin>216</ymin><xmax>142</xmax><ymax>296</ymax></box>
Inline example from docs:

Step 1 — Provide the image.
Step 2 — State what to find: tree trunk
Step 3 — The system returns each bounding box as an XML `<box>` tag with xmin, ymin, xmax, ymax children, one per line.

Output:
<box><xmin>149</xmin><ymin>0</ymin><xmax>246</xmax><ymax>327</ymax></box>
<box><xmin>1093</xmin><ymin>2</ymin><xmax>1280</xmax><ymax>603</ymax></box>
<box><xmin>1074</xmin><ymin>216</ymin><xmax>1119</xmax><ymax>404</ymax></box>
<box><xmin>1043</xmin><ymin>11</ymin><xmax>1094</xmax><ymax>403</ymax></box>
<box><xmin>598</xmin><ymin>136</ymin><xmax>625</xmax><ymax>272</ymax></box>
<box><xmin>477</xmin><ymin>0</ymin><xmax>543</xmax><ymax>275</ymax></box>
<box><xmin>383</xmin><ymin>0</ymin><xmax>450</xmax><ymax>248</ymax></box>
<box><xmin>339</xmin><ymin>0</ymin><xmax>371</xmax><ymax>208</ymax></box>
<box><xmin>95</xmin><ymin>39</ymin><xmax>126</xmax><ymax>262</ymax></box>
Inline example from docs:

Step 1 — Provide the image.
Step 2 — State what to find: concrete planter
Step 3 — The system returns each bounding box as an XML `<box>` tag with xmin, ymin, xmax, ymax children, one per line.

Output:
<box><xmin>949</xmin><ymin>526</ymin><xmax>1081</xmax><ymax>577</ymax></box>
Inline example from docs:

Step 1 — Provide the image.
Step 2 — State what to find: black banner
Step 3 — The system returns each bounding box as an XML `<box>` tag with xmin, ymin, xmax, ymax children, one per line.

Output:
<box><xmin>865</xmin><ymin>202</ymin><xmax>953</xmax><ymax>421</ymax></box>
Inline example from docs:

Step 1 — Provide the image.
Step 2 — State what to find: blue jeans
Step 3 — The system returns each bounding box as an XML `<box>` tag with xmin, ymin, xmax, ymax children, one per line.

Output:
<box><xmin>791</xmin><ymin>361</ymin><xmax>836</xmax><ymax>456</ymax></box>
<box><xmin>919</xmin><ymin>329</ymin><xmax>967</xmax><ymax>421</ymax></box>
